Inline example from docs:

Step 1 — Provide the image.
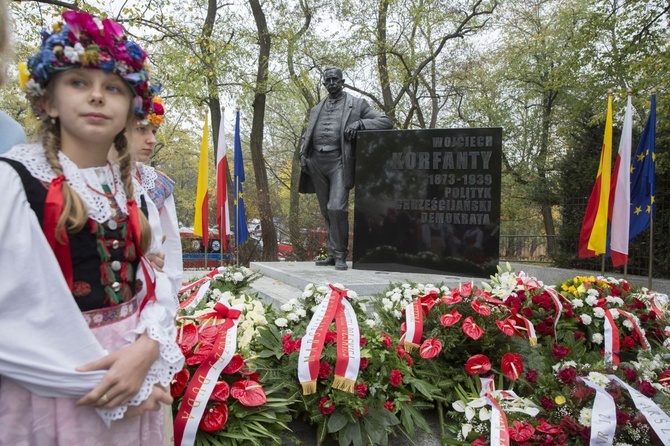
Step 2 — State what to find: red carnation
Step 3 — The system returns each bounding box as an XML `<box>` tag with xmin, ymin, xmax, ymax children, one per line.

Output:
<box><xmin>380</xmin><ymin>333</ymin><xmax>393</xmax><ymax>348</ymax></box>
<box><xmin>622</xmin><ymin>336</ymin><xmax>636</xmax><ymax>350</ymax></box>
<box><xmin>623</xmin><ymin>367</ymin><xmax>638</xmax><ymax>382</ymax></box>
<box><xmin>557</xmin><ymin>367</ymin><xmax>577</xmax><ymax>383</ymax></box>
<box><xmin>465</xmin><ymin>354</ymin><xmax>491</xmax><ymax>375</ymax></box>
<box><xmin>638</xmin><ymin>380</ymin><xmax>657</xmax><ymax>397</ymax></box>
<box><xmin>354</xmin><ymin>383</ymin><xmax>368</xmax><ymax>398</ymax></box>
<box><xmin>389</xmin><ymin>369</ymin><xmax>403</xmax><ymax>386</ymax></box>
<box><xmin>525</xmin><ymin>369</ymin><xmax>538</xmax><ymax>383</ymax></box>
<box><xmin>658</xmin><ymin>369</ymin><xmax>670</xmax><ymax>388</ymax></box>
<box><xmin>522</xmin><ymin>307</ymin><xmax>534</xmax><ymax>318</ymax></box>
<box><xmin>318</xmin><ymin>361</ymin><xmax>332</xmax><ymax>379</ymax></box>
<box><xmin>325</xmin><ymin>331</ymin><xmax>337</xmax><ymax>345</ymax></box>
<box><xmin>552</xmin><ymin>343</ymin><xmax>571</xmax><ymax>359</ymax></box>
<box><xmin>319</xmin><ymin>397</ymin><xmax>336</xmax><ymax>415</ymax></box>
<box><xmin>360</xmin><ymin>358</ymin><xmax>369</xmax><ymax>370</ymax></box>
<box><xmin>616</xmin><ymin>410</ymin><xmax>630</xmax><ymax>426</ymax></box>
<box><xmin>384</xmin><ymin>401</ymin><xmax>394</xmax><ymax>411</ymax></box>
<box><xmin>540</xmin><ymin>396</ymin><xmax>555</xmax><ymax>411</ymax></box>
<box><xmin>360</xmin><ymin>336</ymin><xmax>367</xmax><ymax>347</ymax></box>
<box><xmin>472</xmin><ymin>437</ymin><xmax>487</xmax><ymax>446</ymax></box>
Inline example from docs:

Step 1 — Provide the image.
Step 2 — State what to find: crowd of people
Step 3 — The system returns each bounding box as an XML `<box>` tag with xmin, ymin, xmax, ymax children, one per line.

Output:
<box><xmin>0</xmin><ymin>3</ymin><xmax>183</xmax><ymax>444</ymax></box>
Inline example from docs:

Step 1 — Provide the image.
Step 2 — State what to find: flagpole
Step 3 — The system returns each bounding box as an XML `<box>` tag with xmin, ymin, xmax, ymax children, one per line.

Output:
<box><xmin>220</xmin><ymin>106</ymin><xmax>225</xmax><ymax>266</ymax></box>
<box><xmin>648</xmin><ymin>217</ymin><xmax>654</xmax><ymax>289</ymax></box>
<box><xmin>236</xmin><ymin>175</ymin><xmax>240</xmax><ymax>267</ymax></box>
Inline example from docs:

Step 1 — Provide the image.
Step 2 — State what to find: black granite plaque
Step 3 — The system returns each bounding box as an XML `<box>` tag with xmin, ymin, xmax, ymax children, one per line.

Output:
<box><xmin>352</xmin><ymin>128</ymin><xmax>502</xmax><ymax>276</ymax></box>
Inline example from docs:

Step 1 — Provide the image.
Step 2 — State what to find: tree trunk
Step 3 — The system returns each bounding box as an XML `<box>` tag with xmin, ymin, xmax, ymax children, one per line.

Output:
<box><xmin>248</xmin><ymin>0</ymin><xmax>277</xmax><ymax>261</ymax></box>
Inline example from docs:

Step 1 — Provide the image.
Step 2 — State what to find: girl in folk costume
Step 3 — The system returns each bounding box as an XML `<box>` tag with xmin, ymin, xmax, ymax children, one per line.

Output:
<box><xmin>0</xmin><ymin>11</ymin><xmax>183</xmax><ymax>445</ymax></box>
<box><xmin>120</xmin><ymin>96</ymin><xmax>183</xmax><ymax>299</ymax></box>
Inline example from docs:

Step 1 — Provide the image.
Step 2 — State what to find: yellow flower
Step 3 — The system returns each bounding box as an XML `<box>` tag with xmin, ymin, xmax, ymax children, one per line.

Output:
<box><xmin>18</xmin><ymin>62</ymin><xmax>30</xmax><ymax>91</ymax></box>
<box><xmin>577</xmin><ymin>284</ymin><xmax>586</xmax><ymax>295</ymax></box>
<box><xmin>554</xmin><ymin>395</ymin><xmax>566</xmax><ymax>405</ymax></box>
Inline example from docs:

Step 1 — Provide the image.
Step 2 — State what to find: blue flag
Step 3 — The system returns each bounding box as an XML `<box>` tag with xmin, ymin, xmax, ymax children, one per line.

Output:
<box><xmin>629</xmin><ymin>95</ymin><xmax>656</xmax><ymax>242</ymax></box>
<box><xmin>234</xmin><ymin>110</ymin><xmax>249</xmax><ymax>245</ymax></box>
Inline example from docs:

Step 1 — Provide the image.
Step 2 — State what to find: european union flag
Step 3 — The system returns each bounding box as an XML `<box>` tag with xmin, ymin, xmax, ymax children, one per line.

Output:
<box><xmin>234</xmin><ymin>110</ymin><xmax>249</xmax><ymax>245</ymax></box>
<box><xmin>629</xmin><ymin>95</ymin><xmax>656</xmax><ymax>241</ymax></box>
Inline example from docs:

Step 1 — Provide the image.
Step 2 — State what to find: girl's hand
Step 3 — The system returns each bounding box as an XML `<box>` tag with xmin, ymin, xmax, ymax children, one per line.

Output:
<box><xmin>124</xmin><ymin>385</ymin><xmax>172</xmax><ymax>419</ymax></box>
<box><xmin>75</xmin><ymin>333</ymin><xmax>160</xmax><ymax>408</ymax></box>
<box><xmin>147</xmin><ymin>250</ymin><xmax>165</xmax><ymax>271</ymax></box>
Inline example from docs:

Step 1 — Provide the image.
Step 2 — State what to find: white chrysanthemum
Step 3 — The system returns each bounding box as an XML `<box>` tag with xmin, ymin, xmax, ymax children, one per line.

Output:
<box><xmin>587</xmin><ymin>288</ymin><xmax>600</xmax><ymax>296</ymax></box>
<box><xmin>211</xmin><ymin>288</ymin><xmax>222</xmax><ymax>297</ymax></box>
<box><xmin>609</xmin><ymin>309</ymin><xmax>620</xmax><ymax>319</ymax></box>
<box><xmin>587</xmin><ymin>372</ymin><xmax>610</xmax><ymax>388</ymax></box>
<box><xmin>295</xmin><ymin>308</ymin><xmax>306</xmax><ymax>318</ymax></box>
<box><xmin>365</xmin><ymin>319</ymin><xmax>376</xmax><ymax>328</ymax></box>
<box><xmin>302</xmin><ymin>284</ymin><xmax>315</xmax><ymax>298</ymax></box>
<box><xmin>390</xmin><ymin>292</ymin><xmax>401</xmax><ymax>302</ymax></box>
<box><xmin>606</xmin><ymin>296</ymin><xmax>624</xmax><ymax>307</ymax></box>
<box><xmin>275</xmin><ymin>318</ymin><xmax>288</xmax><ymax>327</ymax></box>
<box><xmin>591</xmin><ymin>333</ymin><xmax>604</xmax><ymax>344</ymax></box>
<box><xmin>593</xmin><ymin>307</ymin><xmax>606</xmax><ymax>318</ymax></box>
<box><xmin>571</xmin><ymin>299</ymin><xmax>584</xmax><ymax>308</ymax></box>
<box><xmin>232</xmin><ymin>272</ymin><xmax>245</xmax><ymax>282</ymax></box>
<box><xmin>382</xmin><ymin>298</ymin><xmax>393</xmax><ymax>311</ymax></box>
<box><xmin>358</xmin><ymin>302</ymin><xmax>366</xmax><ymax>312</ymax></box>
<box><xmin>286</xmin><ymin>312</ymin><xmax>300</xmax><ymax>322</ymax></box>
<box><xmin>578</xmin><ymin>408</ymin><xmax>592</xmax><ymax>427</ymax></box>
<box><xmin>580</xmin><ymin>314</ymin><xmax>592</xmax><ymax>325</ymax></box>
<box><xmin>622</xmin><ymin>319</ymin><xmax>634</xmax><ymax>330</ymax></box>
<box><xmin>280</xmin><ymin>302</ymin><xmax>293</xmax><ymax>312</ymax></box>
<box><xmin>63</xmin><ymin>42</ymin><xmax>85</xmax><ymax>62</ymax></box>
<box><xmin>585</xmin><ymin>295</ymin><xmax>599</xmax><ymax>306</ymax></box>
<box><xmin>392</xmin><ymin>309</ymin><xmax>402</xmax><ymax>319</ymax></box>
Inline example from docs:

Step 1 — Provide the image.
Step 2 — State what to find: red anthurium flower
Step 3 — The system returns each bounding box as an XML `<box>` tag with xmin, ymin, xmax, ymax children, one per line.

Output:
<box><xmin>177</xmin><ymin>323</ymin><xmax>199</xmax><ymax>355</ymax></box>
<box><xmin>199</xmin><ymin>403</ymin><xmax>228</xmax><ymax>432</ymax></box>
<box><xmin>441</xmin><ymin>294</ymin><xmax>463</xmax><ymax>305</ymax></box>
<box><xmin>210</xmin><ymin>380</ymin><xmax>230</xmax><ymax>402</ymax></box>
<box><xmin>199</xmin><ymin>325</ymin><xmax>222</xmax><ymax>344</ymax></box>
<box><xmin>462</xmin><ymin>316</ymin><xmax>484</xmax><ymax>340</ymax></box>
<box><xmin>419</xmin><ymin>338</ymin><xmax>442</xmax><ymax>359</ymax></box>
<box><xmin>170</xmin><ymin>368</ymin><xmax>190</xmax><ymax>398</ymax></box>
<box><xmin>658</xmin><ymin>369</ymin><xmax>670</xmax><ymax>388</ymax></box>
<box><xmin>222</xmin><ymin>354</ymin><xmax>245</xmax><ymax>374</ymax></box>
<box><xmin>536</xmin><ymin>418</ymin><xmax>562</xmax><ymax>434</ymax></box>
<box><xmin>465</xmin><ymin>354</ymin><xmax>491</xmax><ymax>375</ymax></box>
<box><xmin>495</xmin><ymin>318</ymin><xmax>516</xmax><ymax>337</ymax></box>
<box><xmin>457</xmin><ymin>282</ymin><xmax>473</xmax><ymax>297</ymax></box>
<box><xmin>472</xmin><ymin>437</ymin><xmax>487</xmax><ymax>446</ymax></box>
<box><xmin>230</xmin><ymin>380</ymin><xmax>267</xmax><ymax>407</ymax></box>
<box><xmin>420</xmin><ymin>291</ymin><xmax>439</xmax><ymax>314</ymax></box>
<box><xmin>440</xmin><ymin>309</ymin><xmax>462</xmax><ymax>327</ymax></box>
<box><xmin>471</xmin><ymin>300</ymin><xmax>491</xmax><ymax>316</ymax></box>
<box><xmin>509</xmin><ymin>420</ymin><xmax>535</xmax><ymax>442</ymax></box>
<box><xmin>501</xmin><ymin>353</ymin><xmax>524</xmax><ymax>380</ymax></box>
<box><xmin>185</xmin><ymin>343</ymin><xmax>214</xmax><ymax>366</ymax></box>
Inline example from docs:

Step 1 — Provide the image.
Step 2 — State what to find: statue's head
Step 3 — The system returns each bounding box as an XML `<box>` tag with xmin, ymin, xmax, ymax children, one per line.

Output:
<box><xmin>322</xmin><ymin>66</ymin><xmax>344</xmax><ymax>97</ymax></box>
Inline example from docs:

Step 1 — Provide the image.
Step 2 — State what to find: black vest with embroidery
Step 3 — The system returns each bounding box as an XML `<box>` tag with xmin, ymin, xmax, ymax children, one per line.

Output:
<box><xmin>1</xmin><ymin>158</ymin><xmax>146</xmax><ymax>312</ymax></box>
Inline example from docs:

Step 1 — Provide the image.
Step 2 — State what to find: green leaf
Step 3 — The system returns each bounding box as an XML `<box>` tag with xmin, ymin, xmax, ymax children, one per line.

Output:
<box><xmin>327</xmin><ymin>410</ymin><xmax>350</xmax><ymax>433</ymax></box>
<box><xmin>340</xmin><ymin>419</ymin><xmax>362</xmax><ymax>446</ymax></box>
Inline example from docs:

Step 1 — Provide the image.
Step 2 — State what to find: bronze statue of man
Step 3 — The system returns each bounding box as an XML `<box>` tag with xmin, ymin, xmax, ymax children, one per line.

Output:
<box><xmin>299</xmin><ymin>67</ymin><xmax>393</xmax><ymax>270</ymax></box>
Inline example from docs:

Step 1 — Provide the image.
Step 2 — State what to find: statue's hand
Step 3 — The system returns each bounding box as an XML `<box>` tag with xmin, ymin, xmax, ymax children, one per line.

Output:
<box><xmin>344</xmin><ymin>120</ymin><xmax>364</xmax><ymax>140</ymax></box>
<box><xmin>300</xmin><ymin>154</ymin><xmax>308</xmax><ymax>170</ymax></box>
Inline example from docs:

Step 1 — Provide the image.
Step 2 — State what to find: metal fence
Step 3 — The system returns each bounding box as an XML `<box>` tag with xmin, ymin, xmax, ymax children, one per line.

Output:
<box><xmin>499</xmin><ymin>235</ymin><xmax>555</xmax><ymax>263</ymax></box>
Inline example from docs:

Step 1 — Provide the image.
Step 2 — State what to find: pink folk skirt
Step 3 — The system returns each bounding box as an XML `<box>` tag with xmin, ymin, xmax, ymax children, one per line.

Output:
<box><xmin>0</xmin><ymin>300</ymin><xmax>165</xmax><ymax>446</ymax></box>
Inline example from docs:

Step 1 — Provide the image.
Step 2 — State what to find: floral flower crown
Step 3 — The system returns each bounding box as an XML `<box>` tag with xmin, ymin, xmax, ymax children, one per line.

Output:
<box><xmin>22</xmin><ymin>11</ymin><xmax>158</xmax><ymax>118</ymax></box>
<box><xmin>146</xmin><ymin>96</ymin><xmax>164</xmax><ymax>126</ymax></box>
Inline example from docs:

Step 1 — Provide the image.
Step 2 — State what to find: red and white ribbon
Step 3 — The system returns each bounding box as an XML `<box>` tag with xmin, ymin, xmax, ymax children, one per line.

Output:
<box><xmin>607</xmin><ymin>375</ymin><xmax>670</xmax><ymax>445</ymax></box>
<box><xmin>403</xmin><ymin>296</ymin><xmax>424</xmax><ymax>352</ymax></box>
<box><xmin>545</xmin><ymin>287</ymin><xmax>564</xmax><ymax>341</ymax></box>
<box><xmin>618</xmin><ymin>309</ymin><xmax>651</xmax><ymax>350</ymax></box>
<box><xmin>603</xmin><ymin>309</ymin><xmax>620</xmax><ymax>366</ymax></box>
<box><xmin>178</xmin><ymin>268</ymin><xmax>225</xmax><ymax>310</ymax></box>
<box><xmin>298</xmin><ymin>284</ymin><xmax>360</xmax><ymax>394</ymax></box>
<box><xmin>174</xmin><ymin>299</ymin><xmax>243</xmax><ymax>446</ymax></box>
<box><xmin>479</xmin><ymin>376</ymin><xmax>510</xmax><ymax>446</ymax></box>
<box><xmin>580</xmin><ymin>377</ymin><xmax>616</xmax><ymax>446</ymax></box>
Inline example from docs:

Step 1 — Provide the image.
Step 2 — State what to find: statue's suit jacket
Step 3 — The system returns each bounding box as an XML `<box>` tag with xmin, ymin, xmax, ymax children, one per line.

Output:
<box><xmin>299</xmin><ymin>92</ymin><xmax>393</xmax><ymax>193</ymax></box>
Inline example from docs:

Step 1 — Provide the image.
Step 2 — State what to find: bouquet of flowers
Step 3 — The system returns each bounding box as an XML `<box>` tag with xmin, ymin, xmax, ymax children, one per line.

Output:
<box><xmin>255</xmin><ymin>282</ymin><xmax>440</xmax><ymax>446</ymax></box>
<box><xmin>370</xmin><ymin>265</ymin><xmax>670</xmax><ymax>445</ymax></box>
<box><xmin>171</xmin><ymin>267</ymin><xmax>294</xmax><ymax>446</ymax></box>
